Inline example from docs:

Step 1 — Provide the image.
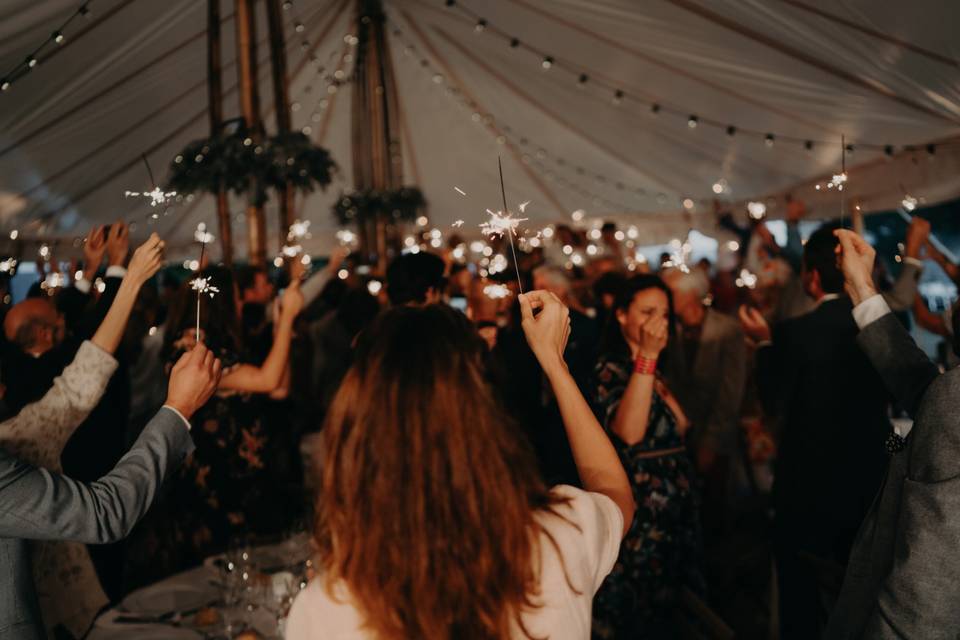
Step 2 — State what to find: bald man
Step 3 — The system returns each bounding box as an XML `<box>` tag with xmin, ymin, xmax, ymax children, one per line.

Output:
<box><xmin>4</xmin><ymin>298</ymin><xmax>66</xmax><ymax>356</ymax></box>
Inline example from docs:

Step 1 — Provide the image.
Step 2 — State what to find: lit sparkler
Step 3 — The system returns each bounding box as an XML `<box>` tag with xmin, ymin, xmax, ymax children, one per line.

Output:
<box><xmin>480</xmin><ymin>209</ymin><xmax>528</xmax><ymax>238</ymax></box>
<box><xmin>125</xmin><ymin>154</ymin><xmax>176</xmax><ymax>208</ymax></box>
<box><xmin>190</xmin><ymin>276</ymin><xmax>220</xmax><ymax>341</ymax></box>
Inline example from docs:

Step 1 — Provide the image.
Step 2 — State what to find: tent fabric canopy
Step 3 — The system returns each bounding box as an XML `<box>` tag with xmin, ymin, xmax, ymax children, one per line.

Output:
<box><xmin>1</xmin><ymin>0</ymin><xmax>959</xmax><ymax>260</ymax></box>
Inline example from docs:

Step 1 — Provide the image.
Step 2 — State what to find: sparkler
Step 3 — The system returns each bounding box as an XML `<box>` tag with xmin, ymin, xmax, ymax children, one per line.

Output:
<box><xmin>190</xmin><ymin>222</ymin><xmax>217</xmax><ymax>341</ymax></box>
<box><xmin>125</xmin><ymin>155</ymin><xmax>176</xmax><ymax>207</ymax></box>
<box><xmin>282</xmin><ymin>220</ymin><xmax>312</xmax><ymax>262</ymax></box>
<box><xmin>478</xmin><ymin>157</ymin><xmax>527</xmax><ymax>293</ymax></box>
<box><xmin>189</xmin><ymin>276</ymin><xmax>220</xmax><ymax>341</ymax></box>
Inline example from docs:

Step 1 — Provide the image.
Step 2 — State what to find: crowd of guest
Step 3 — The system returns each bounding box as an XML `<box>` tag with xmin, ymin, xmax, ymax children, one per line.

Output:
<box><xmin>0</xmin><ymin>197</ymin><xmax>958</xmax><ymax>639</ymax></box>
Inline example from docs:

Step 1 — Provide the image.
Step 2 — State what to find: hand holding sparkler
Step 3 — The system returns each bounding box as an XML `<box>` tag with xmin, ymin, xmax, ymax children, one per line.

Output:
<box><xmin>165</xmin><ymin>343</ymin><xmax>223</xmax><ymax>421</ymax></box>
<box><xmin>126</xmin><ymin>233</ymin><xmax>165</xmax><ymax>286</ymax></box>
<box><xmin>834</xmin><ymin>229</ymin><xmax>878</xmax><ymax>306</ymax></box>
<box><xmin>278</xmin><ymin>278</ymin><xmax>305</xmax><ymax>321</ymax></box>
<box><xmin>519</xmin><ymin>290</ymin><xmax>571</xmax><ymax>374</ymax></box>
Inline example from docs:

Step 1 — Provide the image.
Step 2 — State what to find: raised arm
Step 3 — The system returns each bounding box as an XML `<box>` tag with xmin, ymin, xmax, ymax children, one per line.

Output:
<box><xmin>836</xmin><ymin>229</ymin><xmax>940</xmax><ymax>417</ymax></box>
<box><xmin>219</xmin><ymin>280</ymin><xmax>304</xmax><ymax>393</ymax></box>
<box><xmin>606</xmin><ymin>316</ymin><xmax>668</xmax><ymax>447</ymax></box>
<box><xmin>0</xmin><ymin>344</ymin><xmax>221</xmax><ymax>542</ymax></box>
<box><xmin>0</xmin><ymin>235</ymin><xmax>165</xmax><ymax>456</ymax></box>
<box><xmin>519</xmin><ymin>291</ymin><xmax>635</xmax><ymax>536</ymax></box>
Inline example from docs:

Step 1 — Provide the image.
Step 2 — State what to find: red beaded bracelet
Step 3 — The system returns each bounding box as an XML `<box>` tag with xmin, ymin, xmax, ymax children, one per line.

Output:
<box><xmin>634</xmin><ymin>355</ymin><xmax>658</xmax><ymax>375</ymax></box>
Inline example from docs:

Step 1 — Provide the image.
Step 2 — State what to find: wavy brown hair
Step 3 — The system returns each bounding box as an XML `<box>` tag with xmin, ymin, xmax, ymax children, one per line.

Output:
<box><xmin>315</xmin><ymin>304</ymin><xmax>569</xmax><ymax>639</ymax></box>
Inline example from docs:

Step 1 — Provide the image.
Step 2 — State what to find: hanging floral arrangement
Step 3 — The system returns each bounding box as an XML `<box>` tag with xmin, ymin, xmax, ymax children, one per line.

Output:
<box><xmin>332</xmin><ymin>186</ymin><xmax>426</xmax><ymax>226</ymax></box>
<box><xmin>168</xmin><ymin>131</ymin><xmax>336</xmax><ymax>205</ymax></box>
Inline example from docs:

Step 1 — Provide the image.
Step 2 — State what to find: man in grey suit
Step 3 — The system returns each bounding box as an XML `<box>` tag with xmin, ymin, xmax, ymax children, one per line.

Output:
<box><xmin>0</xmin><ymin>344</ymin><xmax>221</xmax><ymax>640</ymax></box>
<box><xmin>826</xmin><ymin>229</ymin><xmax>960</xmax><ymax>638</ymax></box>
<box><xmin>662</xmin><ymin>269</ymin><xmax>747</xmax><ymax>535</ymax></box>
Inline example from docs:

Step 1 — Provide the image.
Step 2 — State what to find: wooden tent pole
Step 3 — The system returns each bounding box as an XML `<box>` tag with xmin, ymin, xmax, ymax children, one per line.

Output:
<box><xmin>266</xmin><ymin>0</ymin><xmax>295</xmax><ymax>253</ymax></box>
<box><xmin>208</xmin><ymin>0</ymin><xmax>234</xmax><ymax>265</ymax></box>
<box><xmin>236</xmin><ymin>0</ymin><xmax>267</xmax><ymax>266</ymax></box>
<box><xmin>352</xmin><ymin>0</ymin><xmax>404</xmax><ymax>272</ymax></box>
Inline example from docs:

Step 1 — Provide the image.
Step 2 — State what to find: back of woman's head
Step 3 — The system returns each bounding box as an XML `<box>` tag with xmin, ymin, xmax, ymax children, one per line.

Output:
<box><xmin>317</xmin><ymin>304</ymin><xmax>556</xmax><ymax>639</ymax></box>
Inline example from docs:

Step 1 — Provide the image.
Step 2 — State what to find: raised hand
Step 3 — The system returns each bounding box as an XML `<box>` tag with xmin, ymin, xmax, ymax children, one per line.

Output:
<box><xmin>106</xmin><ymin>222</ymin><xmax>130</xmax><ymax>267</ymax></box>
<box><xmin>279</xmin><ymin>278</ymin><xmax>305</xmax><ymax>320</ymax></box>
<box><xmin>738</xmin><ymin>305</ymin><xmax>772</xmax><ymax>344</ymax></box>
<box><xmin>126</xmin><ymin>233</ymin><xmax>165</xmax><ymax>286</ymax></box>
<box><xmin>834</xmin><ymin>229</ymin><xmax>878</xmax><ymax>305</ymax></box>
<box><xmin>83</xmin><ymin>226</ymin><xmax>107</xmax><ymax>278</ymax></box>
<box><xmin>165</xmin><ymin>343</ymin><xmax>222</xmax><ymax>420</ymax></box>
<box><xmin>519</xmin><ymin>290</ymin><xmax>571</xmax><ymax>374</ymax></box>
<box><xmin>638</xmin><ymin>315</ymin><xmax>669</xmax><ymax>358</ymax></box>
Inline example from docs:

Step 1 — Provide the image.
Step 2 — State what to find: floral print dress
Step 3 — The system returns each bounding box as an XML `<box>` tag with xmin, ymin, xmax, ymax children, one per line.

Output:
<box><xmin>592</xmin><ymin>353</ymin><xmax>705</xmax><ymax>639</ymax></box>
<box><xmin>126</xmin><ymin>329</ymin><xmax>283</xmax><ymax>581</ymax></box>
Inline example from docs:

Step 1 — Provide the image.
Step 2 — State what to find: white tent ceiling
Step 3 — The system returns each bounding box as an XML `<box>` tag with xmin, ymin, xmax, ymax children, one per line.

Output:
<box><xmin>1</xmin><ymin>0</ymin><xmax>959</xmax><ymax>260</ymax></box>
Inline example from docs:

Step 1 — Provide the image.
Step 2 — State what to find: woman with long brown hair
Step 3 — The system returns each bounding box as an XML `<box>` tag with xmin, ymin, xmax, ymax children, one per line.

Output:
<box><xmin>287</xmin><ymin>291</ymin><xmax>634</xmax><ymax>639</ymax></box>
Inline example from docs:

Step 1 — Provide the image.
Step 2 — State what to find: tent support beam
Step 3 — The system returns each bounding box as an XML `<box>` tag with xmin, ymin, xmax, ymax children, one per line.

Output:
<box><xmin>266</xmin><ymin>0</ymin><xmax>296</xmax><ymax>256</ymax></box>
<box><xmin>236</xmin><ymin>0</ymin><xmax>267</xmax><ymax>267</ymax></box>
<box><xmin>209</xmin><ymin>0</ymin><xmax>234</xmax><ymax>265</ymax></box>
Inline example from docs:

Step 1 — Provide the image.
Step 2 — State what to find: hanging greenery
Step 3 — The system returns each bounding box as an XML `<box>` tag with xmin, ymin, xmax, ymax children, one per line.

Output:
<box><xmin>168</xmin><ymin>131</ymin><xmax>336</xmax><ymax>205</ymax></box>
<box><xmin>332</xmin><ymin>187</ymin><xmax>427</xmax><ymax>226</ymax></box>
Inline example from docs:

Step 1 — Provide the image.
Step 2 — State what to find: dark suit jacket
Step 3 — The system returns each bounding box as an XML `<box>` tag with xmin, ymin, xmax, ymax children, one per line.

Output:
<box><xmin>0</xmin><ymin>407</ymin><xmax>193</xmax><ymax>639</ymax></box>
<box><xmin>757</xmin><ymin>297</ymin><xmax>891</xmax><ymax>560</ymax></box>
<box><xmin>826</xmin><ymin>313</ymin><xmax>958</xmax><ymax>639</ymax></box>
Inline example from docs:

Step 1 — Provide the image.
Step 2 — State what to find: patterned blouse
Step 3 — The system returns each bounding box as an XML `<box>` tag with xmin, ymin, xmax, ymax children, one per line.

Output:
<box><xmin>0</xmin><ymin>341</ymin><xmax>118</xmax><ymax>639</ymax></box>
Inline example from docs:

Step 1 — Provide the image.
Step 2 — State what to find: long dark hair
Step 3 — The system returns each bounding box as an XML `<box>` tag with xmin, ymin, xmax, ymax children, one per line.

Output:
<box><xmin>316</xmin><ymin>304</ymin><xmax>570</xmax><ymax>640</ymax></box>
<box><xmin>163</xmin><ymin>265</ymin><xmax>241</xmax><ymax>356</ymax></box>
<box><xmin>598</xmin><ymin>273</ymin><xmax>676</xmax><ymax>358</ymax></box>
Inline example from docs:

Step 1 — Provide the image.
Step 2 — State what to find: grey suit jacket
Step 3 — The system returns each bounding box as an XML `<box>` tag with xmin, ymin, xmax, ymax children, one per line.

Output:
<box><xmin>0</xmin><ymin>407</ymin><xmax>194</xmax><ymax>640</ymax></box>
<box><xmin>826</xmin><ymin>312</ymin><xmax>960</xmax><ymax>639</ymax></box>
<box><xmin>664</xmin><ymin>307</ymin><xmax>747</xmax><ymax>456</ymax></box>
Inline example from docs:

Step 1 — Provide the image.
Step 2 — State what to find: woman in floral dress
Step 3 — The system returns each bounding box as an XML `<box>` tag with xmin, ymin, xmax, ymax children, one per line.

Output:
<box><xmin>592</xmin><ymin>274</ymin><xmax>705</xmax><ymax>639</ymax></box>
<box><xmin>126</xmin><ymin>266</ymin><xmax>304</xmax><ymax>580</ymax></box>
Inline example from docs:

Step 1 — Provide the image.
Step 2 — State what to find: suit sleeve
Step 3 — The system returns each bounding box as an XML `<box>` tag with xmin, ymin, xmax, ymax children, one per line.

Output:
<box><xmin>856</xmin><ymin>313</ymin><xmax>939</xmax><ymax>418</ymax></box>
<box><xmin>0</xmin><ymin>407</ymin><xmax>193</xmax><ymax>543</ymax></box>
<box><xmin>864</xmin><ymin>469</ymin><xmax>960</xmax><ymax>637</ymax></box>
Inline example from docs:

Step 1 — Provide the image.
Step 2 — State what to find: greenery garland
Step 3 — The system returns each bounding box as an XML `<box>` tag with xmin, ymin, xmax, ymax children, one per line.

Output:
<box><xmin>168</xmin><ymin>131</ymin><xmax>336</xmax><ymax>205</ymax></box>
<box><xmin>332</xmin><ymin>187</ymin><xmax>427</xmax><ymax>226</ymax></box>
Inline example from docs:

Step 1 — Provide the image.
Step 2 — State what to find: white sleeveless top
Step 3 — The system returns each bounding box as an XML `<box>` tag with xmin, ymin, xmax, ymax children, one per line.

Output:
<box><xmin>285</xmin><ymin>485</ymin><xmax>623</xmax><ymax>639</ymax></box>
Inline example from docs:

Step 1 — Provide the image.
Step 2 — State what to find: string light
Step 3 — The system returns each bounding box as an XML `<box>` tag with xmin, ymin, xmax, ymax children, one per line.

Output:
<box><xmin>1</xmin><ymin>2</ymin><xmax>97</xmax><ymax>94</ymax></box>
<box><xmin>438</xmin><ymin>2</ymin><xmax>924</xmax><ymax>155</ymax></box>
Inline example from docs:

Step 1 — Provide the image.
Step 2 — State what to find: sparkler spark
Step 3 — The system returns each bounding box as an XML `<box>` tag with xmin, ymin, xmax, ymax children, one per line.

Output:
<box><xmin>125</xmin><ymin>187</ymin><xmax>177</xmax><ymax>208</ymax></box>
<box><xmin>287</xmin><ymin>219</ymin><xmax>311</xmax><ymax>241</ymax></box>
<box><xmin>454</xmin><ymin>187</ymin><xmax>467</xmax><ymax>196</ymax></box>
<box><xmin>480</xmin><ymin>209</ymin><xmax>528</xmax><ymax>238</ymax></box>
<box><xmin>190</xmin><ymin>277</ymin><xmax>219</xmax><ymax>298</ymax></box>
<box><xmin>190</xmin><ymin>276</ymin><xmax>219</xmax><ymax>342</ymax></box>
<box><xmin>194</xmin><ymin>222</ymin><xmax>215</xmax><ymax>244</ymax></box>
<box><xmin>452</xmin><ymin>220</ymin><xmax>465</xmax><ymax>228</ymax></box>
<box><xmin>518</xmin><ymin>201</ymin><xmax>530</xmax><ymax>213</ymax></box>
